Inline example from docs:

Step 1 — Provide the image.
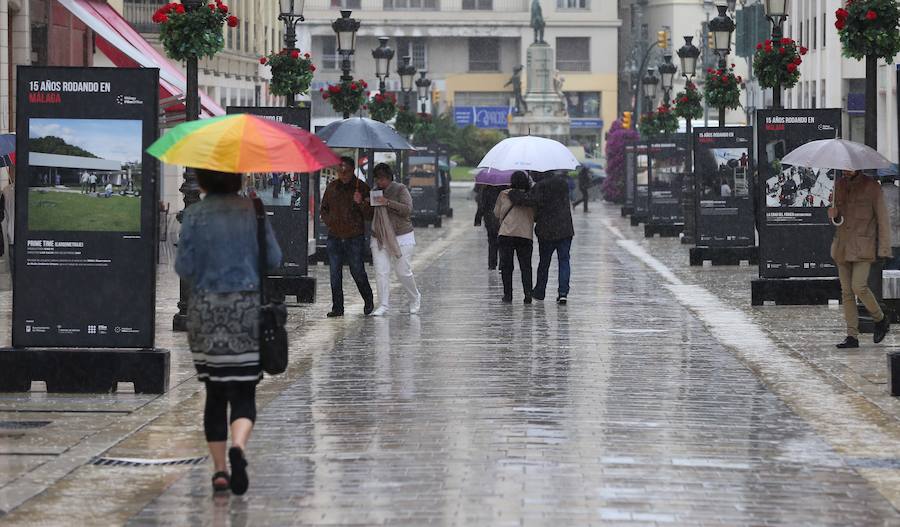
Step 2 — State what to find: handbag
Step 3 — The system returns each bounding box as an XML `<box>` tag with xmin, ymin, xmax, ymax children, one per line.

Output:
<box><xmin>253</xmin><ymin>198</ymin><xmax>288</xmax><ymax>375</ymax></box>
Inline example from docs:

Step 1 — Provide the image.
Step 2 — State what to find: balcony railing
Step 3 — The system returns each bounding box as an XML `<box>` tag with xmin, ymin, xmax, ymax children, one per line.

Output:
<box><xmin>557</xmin><ymin>59</ymin><xmax>590</xmax><ymax>72</ymax></box>
<box><xmin>124</xmin><ymin>1</ymin><xmax>161</xmax><ymax>34</ymax></box>
<box><xmin>305</xmin><ymin>0</ymin><xmax>527</xmax><ymax>11</ymax></box>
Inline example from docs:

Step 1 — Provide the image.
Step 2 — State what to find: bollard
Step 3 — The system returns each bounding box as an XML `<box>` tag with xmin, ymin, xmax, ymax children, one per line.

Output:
<box><xmin>888</xmin><ymin>351</ymin><xmax>900</xmax><ymax>396</ymax></box>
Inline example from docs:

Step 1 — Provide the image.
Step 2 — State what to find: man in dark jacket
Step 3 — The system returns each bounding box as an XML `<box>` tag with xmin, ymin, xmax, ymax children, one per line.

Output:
<box><xmin>474</xmin><ymin>183</ymin><xmax>507</xmax><ymax>269</ymax></box>
<box><xmin>320</xmin><ymin>156</ymin><xmax>374</xmax><ymax>317</ymax></box>
<box><xmin>508</xmin><ymin>170</ymin><xmax>574</xmax><ymax>304</ymax></box>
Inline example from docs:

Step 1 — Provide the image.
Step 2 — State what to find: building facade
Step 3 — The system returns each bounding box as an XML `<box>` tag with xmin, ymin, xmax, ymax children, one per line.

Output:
<box><xmin>300</xmin><ymin>0</ymin><xmax>620</xmax><ymax>154</ymax></box>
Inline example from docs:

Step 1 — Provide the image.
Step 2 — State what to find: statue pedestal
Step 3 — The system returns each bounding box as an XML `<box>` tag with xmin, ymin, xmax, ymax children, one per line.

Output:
<box><xmin>509</xmin><ymin>41</ymin><xmax>569</xmax><ymax>141</ymax></box>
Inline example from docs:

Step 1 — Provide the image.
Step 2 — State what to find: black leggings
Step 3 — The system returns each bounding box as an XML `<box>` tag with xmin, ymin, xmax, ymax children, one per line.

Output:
<box><xmin>204</xmin><ymin>381</ymin><xmax>257</xmax><ymax>442</ymax></box>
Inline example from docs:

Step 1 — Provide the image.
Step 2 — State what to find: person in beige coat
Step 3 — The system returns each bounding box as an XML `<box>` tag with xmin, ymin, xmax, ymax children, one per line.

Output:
<box><xmin>493</xmin><ymin>171</ymin><xmax>535</xmax><ymax>303</ymax></box>
<box><xmin>828</xmin><ymin>170</ymin><xmax>891</xmax><ymax>348</ymax></box>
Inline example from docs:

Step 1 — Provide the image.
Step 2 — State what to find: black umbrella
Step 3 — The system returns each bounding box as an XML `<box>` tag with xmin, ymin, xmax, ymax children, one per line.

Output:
<box><xmin>316</xmin><ymin>117</ymin><xmax>415</xmax><ymax>151</ymax></box>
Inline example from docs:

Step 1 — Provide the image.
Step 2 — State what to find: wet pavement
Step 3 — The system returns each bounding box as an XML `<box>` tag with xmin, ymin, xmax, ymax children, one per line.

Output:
<box><xmin>3</xmin><ymin>192</ymin><xmax>900</xmax><ymax>525</ymax></box>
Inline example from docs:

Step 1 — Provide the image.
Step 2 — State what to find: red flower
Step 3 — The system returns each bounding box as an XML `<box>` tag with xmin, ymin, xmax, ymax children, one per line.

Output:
<box><xmin>363</xmin><ymin>105</ymin><xmax>368</xmax><ymax>110</ymax></box>
<box><xmin>350</xmin><ymin>83</ymin><xmax>358</xmax><ymax>90</ymax></box>
<box><xmin>835</xmin><ymin>18</ymin><xmax>846</xmax><ymax>30</ymax></box>
<box><xmin>779</xmin><ymin>47</ymin><xmax>785</xmax><ymax>54</ymax></box>
<box><xmin>227</xmin><ymin>15</ymin><xmax>239</xmax><ymax>27</ymax></box>
<box><xmin>756</xmin><ymin>42</ymin><xmax>763</xmax><ymax>50</ymax></box>
<box><xmin>322</xmin><ymin>93</ymin><xmax>330</xmax><ymax>100</ymax></box>
<box><xmin>793</xmin><ymin>57</ymin><xmax>802</xmax><ymax>65</ymax></box>
<box><xmin>290</xmin><ymin>50</ymin><xmax>300</xmax><ymax>59</ymax></box>
<box><xmin>800</xmin><ymin>46</ymin><xmax>808</xmax><ymax>55</ymax></box>
<box><xmin>157</xmin><ymin>13</ymin><xmax>169</xmax><ymax>23</ymax></box>
<box><xmin>209</xmin><ymin>4</ymin><xmax>216</xmax><ymax>10</ymax></box>
<box><xmin>787</xmin><ymin>63</ymin><xmax>797</xmax><ymax>73</ymax></box>
<box><xmin>309</xmin><ymin>65</ymin><xmax>316</xmax><ymax>72</ymax></box>
<box><xmin>362</xmin><ymin>81</ymin><xmax>368</xmax><ymax>88</ymax></box>
<box><xmin>780</xmin><ymin>38</ymin><xmax>791</xmax><ymax>45</ymax></box>
<box><xmin>866</xmin><ymin>9</ymin><xmax>877</xmax><ymax>21</ymax></box>
<box><xmin>304</xmin><ymin>53</ymin><xmax>310</xmax><ymax>59</ymax></box>
<box><xmin>319</xmin><ymin>87</ymin><xmax>324</xmax><ymax>92</ymax></box>
<box><xmin>259</xmin><ymin>57</ymin><xmax>267</xmax><ymax>64</ymax></box>
<box><xmin>375</xmin><ymin>94</ymin><xmax>384</xmax><ymax>102</ymax></box>
<box><xmin>765</xmin><ymin>43</ymin><xmax>773</xmax><ymax>53</ymax></box>
<box><xmin>175</xmin><ymin>4</ymin><xmax>185</xmax><ymax>13</ymax></box>
<box><xmin>328</xmin><ymin>85</ymin><xmax>340</xmax><ymax>94</ymax></box>
<box><xmin>835</xmin><ymin>8</ymin><xmax>849</xmax><ymax>19</ymax></box>
<box><xmin>219</xmin><ymin>4</ymin><xmax>229</xmax><ymax>13</ymax></box>
<box><xmin>680</xmin><ymin>96</ymin><xmax>689</xmax><ymax>103</ymax></box>
<box><xmin>365</xmin><ymin>91</ymin><xmax>370</xmax><ymax>96</ymax></box>
<box><xmin>737</xmin><ymin>76</ymin><xmax>742</xmax><ymax>83</ymax></box>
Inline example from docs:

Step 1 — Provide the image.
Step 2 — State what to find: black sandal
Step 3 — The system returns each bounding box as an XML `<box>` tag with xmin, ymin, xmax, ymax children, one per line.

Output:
<box><xmin>212</xmin><ymin>471</ymin><xmax>230</xmax><ymax>493</ymax></box>
<box><xmin>228</xmin><ymin>447</ymin><xmax>249</xmax><ymax>495</ymax></box>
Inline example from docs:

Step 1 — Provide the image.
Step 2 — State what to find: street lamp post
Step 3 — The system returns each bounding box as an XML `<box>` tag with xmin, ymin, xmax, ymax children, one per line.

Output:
<box><xmin>332</xmin><ymin>9</ymin><xmax>360</xmax><ymax>118</ymax></box>
<box><xmin>416</xmin><ymin>70</ymin><xmax>431</xmax><ymax>114</ymax></box>
<box><xmin>709</xmin><ymin>4</ymin><xmax>735</xmax><ymax>126</ymax></box>
<box><xmin>173</xmin><ymin>0</ymin><xmax>204</xmax><ymax>331</ymax></box>
<box><xmin>658</xmin><ymin>54</ymin><xmax>677</xmax><ymax>105</ymax></box>
<box><xmin>372</xmin><ymin>37</ymin><xmax>394</xmax><ymax>95</ymax></box>
<box><xmin>279</xmin><ymin>0</ymin><xmax>306</xmax><ymax>107</ymax></box>
<box><xmin>678</xmin><ymin>35</ymin><xmax>701</xmax><ymax>245</ymax></box>
<box><xmin>397</xmin><ymin>55</ymin><xmax>417</xmax><ymax>111</ymax></box>
<box><xmin>642</xmin><ymin>68</ymin><xmax>659</xmax><ymax>115</ymax></box>
<box><xmin>763</xmin><ymin>0</ymin><xmax>788</xmax><ymax>109</ymax></box>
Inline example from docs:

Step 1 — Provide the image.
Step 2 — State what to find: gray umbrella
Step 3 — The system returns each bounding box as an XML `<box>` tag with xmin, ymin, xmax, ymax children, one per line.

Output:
<box><xmin>316</xmin><ymin>117</ymin><xmax>415</xmax><ymax>150</ymax></box>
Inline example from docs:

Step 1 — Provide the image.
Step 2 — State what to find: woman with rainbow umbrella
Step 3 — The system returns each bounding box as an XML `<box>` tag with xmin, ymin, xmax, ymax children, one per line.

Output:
<box><xmin>148</xmin><ymin>114</ymin><xmax>339</xmax><ymax>495</ymax></box>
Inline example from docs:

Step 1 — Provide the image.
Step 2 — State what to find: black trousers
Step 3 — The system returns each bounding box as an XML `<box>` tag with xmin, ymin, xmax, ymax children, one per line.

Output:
<box><xmin>498</xmin><ymin>235</ymin><xmax>533</xmax><ymax>299</ymax></box>
<box><xmin>204</xmin><ymin>381</ymin><xmax>257</xmax><ymax>442</ymax></box>
<box><xmin>486</xmin><ymin>225</ymin><xmax>500</xmax><ymax>269</ymax></box>
<box><xmin>572</xmin><ymin>187</ymin><xmax>589</xmax><ymax>211</ymax></box>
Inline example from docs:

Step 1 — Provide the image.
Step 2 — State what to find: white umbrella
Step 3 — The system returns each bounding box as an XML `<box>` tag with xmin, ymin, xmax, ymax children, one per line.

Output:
<box><xmin>478</xmin><ymin>136</ymin><xmax>579</xmax><ymax>172</ymax></box>
<box><xmin>780</xmin><ymin>138</ymin><xmax>892</xmax><ymax>171</ymax></box>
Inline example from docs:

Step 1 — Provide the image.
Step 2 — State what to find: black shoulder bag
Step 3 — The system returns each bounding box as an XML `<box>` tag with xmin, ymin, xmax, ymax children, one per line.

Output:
<box><xmin>253</xmin><ymin>198</ymin><xmax>288</xmax><ymax>375</ymax></box>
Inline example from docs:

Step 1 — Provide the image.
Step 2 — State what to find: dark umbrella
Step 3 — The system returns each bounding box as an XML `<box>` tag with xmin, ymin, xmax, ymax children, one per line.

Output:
<box><xmin>316</xmin><ymin>117</ymin><xmax>415</xmax><ymax>150</ymax></box>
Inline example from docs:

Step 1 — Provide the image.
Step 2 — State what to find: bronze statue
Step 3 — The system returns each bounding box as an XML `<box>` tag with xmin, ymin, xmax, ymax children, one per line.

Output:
<box><xmin>505</xmin><ymin>65</ymin><xmax>527</xmax><ymax>115</ymax></box>
<box><xmin>530</xmin><ymin>0</ymin><xmax>545</xmax><ymax>43</ymax></box>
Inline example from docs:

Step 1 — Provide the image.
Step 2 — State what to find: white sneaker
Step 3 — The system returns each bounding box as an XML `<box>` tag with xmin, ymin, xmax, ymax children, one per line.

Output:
<box><xmin>371</xmin><ymin>306</ymin><xmax>389</xmax><ymax>317</ymax></box>
<box><xmin>409</xmin><ymin>294</ymin><xmax>421</xmax><ymax>315</ymax></box>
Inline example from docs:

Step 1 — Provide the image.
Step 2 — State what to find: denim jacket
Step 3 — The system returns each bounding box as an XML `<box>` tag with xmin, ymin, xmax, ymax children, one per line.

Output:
<box><xmin>175</xmin><ymin>194</ymin><xmax>282</xmax><ymax>293</ymax></box>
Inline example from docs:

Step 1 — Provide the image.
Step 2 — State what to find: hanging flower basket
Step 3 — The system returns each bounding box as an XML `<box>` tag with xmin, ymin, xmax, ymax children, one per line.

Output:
<box><xmin>395</xmin><ymin>108</ymin><xmax>418</xmax><ymax>136</ymax></box>
<box><xmin>155</xmin><ymin>1</ymin><xmax>237</xmax><ymax>62</ymax></box>
<box><xmin>367</xmin><ymin>92</ymin><xmax>399</xmax><ymax>123</ymax></box>
<box><xmin>703</xmin><ymin>65</ymin><xmax>743</xmax><ymax>110</ymax></box>
<box><xmin>674</xmin><ymin>81</ymin><xmax>703</xmax><ymax>121</ymax></box>
<box><xmin>260</xmin><ymin>49</ymin><xmax>316</xmax><ymax>97</ymax></box>
<box><xmin>835</xmin><ymin>0</ymin><xmax>900</xmax><ymax>61</ymax></box>
<box><xmin>655</xmin><ymin>104</ymin><xmax>679</xmax><ymax>136</ymax></box>
<box><xmin>639</xmin><ymin>111</ymin><xmax>658</xmax><ymax>140</ymax></box>
<box><xmin>753</xmin><ymin>37</ymin><xmax>806</xmax><ymax>89</ymax></box>
<box><xmin>320</xmin><ymin>79</ymin><xmax>369</xmax><ymax>117</ymax></box>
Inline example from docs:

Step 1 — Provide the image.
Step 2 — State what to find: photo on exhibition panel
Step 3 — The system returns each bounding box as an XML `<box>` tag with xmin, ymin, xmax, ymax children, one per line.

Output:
<box><xmin>697</xmin><ymin>147</ymin><xmax>751</xmax><ymax>199</ymax></box>
<box><xmin>763</xmin><ymin>139</ymin><xmax>834</xmax><ymax>208</ymax></box>
<box><xmin>28</xmin><ymin>118</ymin><xmax>143</xmax><ymax>232</ymax></box>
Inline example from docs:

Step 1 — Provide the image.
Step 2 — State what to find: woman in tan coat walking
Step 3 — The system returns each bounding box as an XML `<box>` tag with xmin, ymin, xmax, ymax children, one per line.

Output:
<box><xmin>494</xmin><ymin>171</ymin><xmax>535</xmax><ymax>303</ymax></box>
<box><xmin>829</xmin><ymin>170</ymin><xmax>892</xmax><ymax>348</ymax></box>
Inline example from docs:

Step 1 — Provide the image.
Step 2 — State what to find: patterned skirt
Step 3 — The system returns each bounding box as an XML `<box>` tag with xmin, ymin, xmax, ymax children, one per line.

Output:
<box><xmin>187</xmin><ymin>291</ymin><xmax>262</xmax><ymax>383</ymax></box>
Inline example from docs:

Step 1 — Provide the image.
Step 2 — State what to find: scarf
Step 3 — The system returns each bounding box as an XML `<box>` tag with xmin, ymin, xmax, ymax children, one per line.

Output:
<box><xmin>371</xmin><ymin>189</ymin><xmax>402</xmax><ymax>259</ymax></box>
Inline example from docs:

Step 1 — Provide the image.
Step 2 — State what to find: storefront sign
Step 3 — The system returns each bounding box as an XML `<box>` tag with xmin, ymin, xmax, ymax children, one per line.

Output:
<box><xmin>693</xmin><ymin>127</ymin><xmax>755</xmax><ymax>247</ymax></box>
<box><xmin>453</xmin><ymin>106</ymin><xmax>509</xmax><ymax>129</ymax></box>
<box><xmin>14</xmin><ymin>67</ymin><xmax>159</xmax><ymax>348</ymax></box>
<box><xmin>570</xmin><ymin>119</ymin><xmax>604</xmax><ymax>129</ymax></box>
<box><xmin>756</xmin><ymin>109</ymin><xmax>842</xmax><ymax>278</ymax></box>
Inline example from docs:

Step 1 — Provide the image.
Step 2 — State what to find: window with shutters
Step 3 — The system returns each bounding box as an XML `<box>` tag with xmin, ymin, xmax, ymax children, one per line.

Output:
<box><xmin>556</xmin><ymin>37</ymin><xmax>590</xmax><ymax>72</ymax></box>
<box><xmin>468</xmin><ymin>38</ymin><xmax>500</xmax><ymax>71</ymax></box>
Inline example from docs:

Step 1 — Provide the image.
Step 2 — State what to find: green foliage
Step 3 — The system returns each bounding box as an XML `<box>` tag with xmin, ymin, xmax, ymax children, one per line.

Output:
<box><xmin>367</xmin><ymin>92</ymin><xmax>399</xmax><ymax>123</ymax></box>
<box><xmin>674</xmin><ymin>81</ymin><xmax>704</xmax><ymax>121</ymax></box>
<box><xmin>395</xmin><ymin>108</ymin><xmax>418</xmax><ymax>136</ymax></box>
<box><xmin>836</xmin><ymin>0</ymin><xmax>900</xmax><ymax>61</ymax></box>
<box><xmin>321</xmin><ymin>79</ymin><xmax>369</xmax><ymax>117</ymax></box>
<box><xmin>703</xmin><ymin>65</ymin><xmax>743</xmax><ymax>110</ymax></box>
<box><xmin>156</xmin><ymin>2</ymin><xmax>233</xmax><ymax>62</ymax></box>
<box><xmin>753</xmin><ymin>37</ymin><xmax>804</xmax><ymax>89</ymax></box>
<box><xmin>639</xmin><ymin>112</ymin><xmax>658</xmax><ymax>140</ymax></box>
<box><xmin>455</xmin><ymin>127</ymin><xmax>505</xmax><ymax>167</ymax></box>
<box><xmin>655</xmin><ymin>104</ymin><xmax>679</xmax><ymax>135</ymax></box>
<box><xmin>262</xmin><ymin>49</ymin><xmax>315</xmax><ymax>97</ymax></box>
<box><xmin>29</xmin><ymin>136</ymin><xmax>98</xmax><ymax>158</ymax></box>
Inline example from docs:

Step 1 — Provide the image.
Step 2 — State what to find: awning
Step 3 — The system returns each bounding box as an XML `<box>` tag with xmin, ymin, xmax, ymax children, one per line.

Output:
<box><xmin>58</xmin><ymin>0</ymin><xmax>224</xmax><ymax>120</ymax></box>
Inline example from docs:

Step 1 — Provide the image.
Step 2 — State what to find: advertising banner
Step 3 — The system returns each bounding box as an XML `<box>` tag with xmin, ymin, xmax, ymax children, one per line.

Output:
<box><xmin>634</xmin><ymin>142</ymin><xmax>650</xmax><ymax>218</ymax></box>
<box><xmin>756</xmin><ymin>109</ymin><xmax>842</xmax><ymax>278</ymax></box>
<box><xmin>648</xmin><ymin>135</ymin><xmax>688</xmax><ymax>225</ymax></box>
<box><xmin>693</xmin><ymin>126</ymin><xmax>755</xmax><ymax>247</ymax></box>
<box><xmin>14</xmin><ymin>67</ymin><xmax>159</xmax><ymax>348</ymax></box>
<box><xmin>226</xmin><ymin>106</ymin><xmax>311</xmax><ymax>275</ymax></box>
<box><xmin>452</xmin><ymin>106</ymin><xmax>509</xmax><ymax>129</ymax></box>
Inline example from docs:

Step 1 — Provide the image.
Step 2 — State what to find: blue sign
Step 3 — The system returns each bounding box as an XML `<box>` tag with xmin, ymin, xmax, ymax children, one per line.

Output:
<box><xmin>570</xmin><ymin>118</ymin><xmax>604</xmax><ymax>129</ymax></box>
<box><xmin>454</xmin><ymin>106</ymin><xmax>509</xmax><ymax>129</ymax></box>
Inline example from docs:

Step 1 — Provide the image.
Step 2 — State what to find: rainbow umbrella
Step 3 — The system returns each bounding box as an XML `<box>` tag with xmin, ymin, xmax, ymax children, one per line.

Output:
<box><xmin>147</xmin><ymin>114</ymin><xmax>340</xmax><ymax>173</ymax></box>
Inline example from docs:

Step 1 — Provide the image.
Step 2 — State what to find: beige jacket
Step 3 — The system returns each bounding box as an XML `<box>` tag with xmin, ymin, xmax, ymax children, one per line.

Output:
<box><xmin>831</xmin><ymin>174</ymin><xmax>891</xmax><ymax>263</ymax></box>
<box><xmin>493</xmin><ymin>190</ymin><xmax>534</xmax><ymax>240</ymax></box>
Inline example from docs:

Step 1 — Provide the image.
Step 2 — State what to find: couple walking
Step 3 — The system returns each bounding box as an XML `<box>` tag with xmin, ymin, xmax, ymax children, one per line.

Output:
<box><xmin>490</xmin><ymin>170</ymin><xmax>574</xmax><ymax>304</ymax></box>
<box><xmin>320</xmin><ymin>156</ymin><xmax>421</xmax><ymax>318</ymax></box>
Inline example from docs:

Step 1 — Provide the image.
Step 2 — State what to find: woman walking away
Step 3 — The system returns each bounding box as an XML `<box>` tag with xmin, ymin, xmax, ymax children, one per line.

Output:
<box><xmin>474</xmin><ymin>182</ymin><xmax>507</xmax><ymax>270</ymax></box>
<box><xmin>365</xmin><ymin>163</ymin><xmax>421</xmax><ymax>316</ymax></box>
<box><xmin>829</xmin><ymin>169</ymin><xmax>891</xmax><ymax>349</ymax></box>
<box><xmin>494</xmin><ymin>171</ymin><xmax>535</xmax><ymax>303</ymax></box>
<box><xmin>175</xmin><ymin>169</ymin><xmax>282</xmax><ymax>495</ymax></box>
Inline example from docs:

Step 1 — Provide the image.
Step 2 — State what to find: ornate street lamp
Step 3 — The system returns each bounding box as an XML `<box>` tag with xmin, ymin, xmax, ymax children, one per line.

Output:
<box><xmin>397</xmin><ymin>55</ymin><xmax>417</xmax><ymax>110</ymax></box>
<box><xmin>658</xmin><ymin>54</ymin><xmax>677</xmax><ymax>104</ymax></box>
<box><xmin>763</xmin><ymin>0</ymin><xmax>788</xmax><ymax>108</ymax></box>
<box><xmin>372</xmin><ymin>37</ymin><xmax>394</xmax><ymax>94</ymax></box>
<box><xmin>332</xmin><ymin>10</ymin><xmax>360</xmax><ymax>117</ymax></box>
<box><xmin>677</xmin><ymin>35</ymin><xmax>701</xmax><ymax>244</ymax></box>
<box><xmin>677</xmin><ymin>35</ymin><xmax>701</xmax><ymax>79</ymax></box>
<box><xmin>642</xmin><ymin>68</ymin><xmax>658</xmax><ymax>107</ymax></box>
<box><xmin>278</xmin><ymin>0</ymin><xmax>306</xmax><ymax>107</ymax></box>
<box><xmin>415</xmin><ymin>70</ymin><xmax>431</xmax><ymax>114</ymax></box>
<box><xmin>709</xmin><ymin>4</ymin><xmax>735</xmax><ymax>60</ymax></box>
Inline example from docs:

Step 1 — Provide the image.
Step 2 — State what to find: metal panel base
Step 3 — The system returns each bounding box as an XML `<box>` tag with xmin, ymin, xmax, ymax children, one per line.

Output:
<box><xmin>630</xmin><ymin>214</ymin><xmax>646</xmax><ymax>226</ymax></box>
<box><xmin>267</xmin><ymin>275</ymin><xmax>316</xmax><ymax>304</ymax></box>
<box><xmin>644</xmin><ymin>223</ymin><xmax>683</xmax><ymax>238</ymax></box>
<box><xmin>690</xmin><ymin>246</ymin><xmax>759</xmax><ymax>266</ymax></box>
<box><xmin>620</xmin><ymin>206</ymin><xmax>634</xmax><ymax>217</ymax></box>
<box><xmin>0</xmin><ymin>347</ymin><xmax>170</xmax><ymax>394</ymax></box>
<box><xmin>888</xmin><ymin>351</ymin><xmax>900</xmax><ymax>396</ymax></box>
<box><xmin>751</xmin><ymin>277</ymin><xmax>841</xmax><ymax>306</ymax></box>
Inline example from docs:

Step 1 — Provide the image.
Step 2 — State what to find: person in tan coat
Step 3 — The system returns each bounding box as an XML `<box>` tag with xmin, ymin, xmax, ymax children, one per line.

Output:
<box><xmin>493</xmin><ymin>171</ymin><xmax>535</xmax><ymax>303</ymax></box>
<box><xmin>828</xmin><ymin>170</ymin><xmax>892</xmax><ymax>348</ymax></box>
